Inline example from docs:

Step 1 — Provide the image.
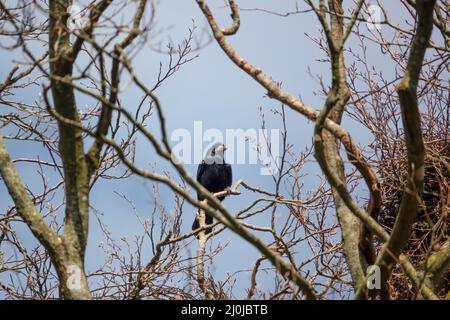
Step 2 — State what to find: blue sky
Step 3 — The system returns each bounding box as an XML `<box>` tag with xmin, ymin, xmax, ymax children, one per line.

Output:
<box><xmin>0</xmin><ymin>0</ymin><xmax>415</xmax><ymax>298</ymax></box>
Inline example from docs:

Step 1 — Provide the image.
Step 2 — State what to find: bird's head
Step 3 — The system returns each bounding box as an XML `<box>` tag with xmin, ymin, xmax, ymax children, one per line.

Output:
<box><xmin>205</xmin><ymin>142</ymin><xmax>227</xmax><ymax>164</ymax></box>
<box><xmin>211</xmin><ymin>143</ymin><xmax>227</xmax><ymax>156</ymax></box>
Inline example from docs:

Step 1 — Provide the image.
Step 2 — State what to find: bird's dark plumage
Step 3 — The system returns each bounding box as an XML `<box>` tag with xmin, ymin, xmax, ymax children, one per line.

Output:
<box><xmin>192</xmin><ymin>143</ymin><xmax>232</xmax><ymax>234</ymax></box>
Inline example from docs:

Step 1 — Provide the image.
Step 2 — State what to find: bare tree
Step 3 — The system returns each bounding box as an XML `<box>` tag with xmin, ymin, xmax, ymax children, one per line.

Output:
<box><xmin>0</xmin><ymin>0</ymin><xmax>448</xmax><ymax>300</ymax></box>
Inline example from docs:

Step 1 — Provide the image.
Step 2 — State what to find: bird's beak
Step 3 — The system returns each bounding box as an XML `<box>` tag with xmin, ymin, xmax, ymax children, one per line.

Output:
<box><xmin>223</xmin><ymin>145</ymin><xmax>227</xmax><ymax>151</ymax></box>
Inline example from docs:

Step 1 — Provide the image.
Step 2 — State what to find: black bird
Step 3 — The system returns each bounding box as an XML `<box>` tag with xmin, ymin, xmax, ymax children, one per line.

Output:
<box><xmin>192</xmin><ymin>142</ymin><xmax>232</xmax><ymax>234</ymax></box>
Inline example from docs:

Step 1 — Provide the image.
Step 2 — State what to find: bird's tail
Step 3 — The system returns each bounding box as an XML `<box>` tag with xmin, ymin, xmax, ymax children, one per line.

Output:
<box><xmin>192</xmin><ymin>212</ymin><xmax>214</xmax><ymax>235</ymax></box>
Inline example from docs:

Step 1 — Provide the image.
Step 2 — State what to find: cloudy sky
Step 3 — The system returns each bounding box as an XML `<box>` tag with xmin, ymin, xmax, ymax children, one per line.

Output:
<box><xmin>0</xmin><ymin>0</ymin><xmax>410</xmax><ymax>298</ymax></box>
